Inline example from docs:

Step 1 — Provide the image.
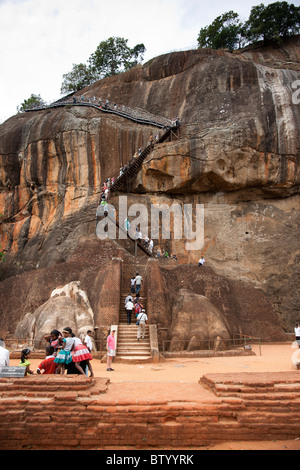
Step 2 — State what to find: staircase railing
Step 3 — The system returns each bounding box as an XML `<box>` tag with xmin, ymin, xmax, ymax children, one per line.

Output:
<box><xmin>95</xmin><ymin>209</ymin><xmax>154</xmax><ymax>258</ymax></box>
<box><xmin>109</xmin><ymin>125</ymin><xmax>178</xmax><ymax>192</ymax></box>
<box><xmin>25</xmin><ymin>99</ymin><xmax>171</xmax><ymax>129</ymax></box>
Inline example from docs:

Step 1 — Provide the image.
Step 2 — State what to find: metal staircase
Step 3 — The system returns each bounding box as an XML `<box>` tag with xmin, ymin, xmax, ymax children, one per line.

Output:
<box><xmin>110</xmin><ymin>125</ymin><xmax>178</xmax><ymax>193</ymax></box>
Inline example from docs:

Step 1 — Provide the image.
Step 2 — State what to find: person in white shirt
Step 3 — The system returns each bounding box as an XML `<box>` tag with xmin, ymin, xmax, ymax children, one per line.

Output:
<box><xmin>198</xmin><ymin>256</ymin><xmax>205</xmax><ymax>267</ymax></box>
<box><xmin>0</xmin><ymin>338</ymin><xmax>10</xmax><ymax>373</ymax></box>
<box><xmin>137</xmin><ymin>309</ymin><xmax>148</xmax><ymax>341</ymax></box>
<box><xmin>295</xmin><ymin>324</ymin><xmax>300</xmax><ymax>347</ymax></box>
<box><xmin>84</xmin><ymin>330</ymin><xmax>93</xmax><ymax>352</ymax></box>
<box><xmin>125</xmin><ymin>294</ymin><xmax>133</xmax><ymax>306</ymax></box>
<box><xmin>135</xmin><ymin>273</ymin><xmax>143</xmax><ymax>294</ymax></box>
<box><xmin>130</xmin><ymin>277</ymin><xmax>136</xmax><ymax>294</ymax></box>
<box><xmin>125</xmin><ymin>299</ymin><xmax>134</xmax><ymax>324</ymax></box>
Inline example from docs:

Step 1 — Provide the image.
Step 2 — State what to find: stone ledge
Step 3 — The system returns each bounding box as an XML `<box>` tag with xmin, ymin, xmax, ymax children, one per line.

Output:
<box><xmin>1</xmin><ymin>373</ymin><xmax>300</xmax><ymax>449</ymax></box>
<box><xmin>163</xmin><ymin>349</ymin><xmax>255</xmax><ymax>358</ymax></box>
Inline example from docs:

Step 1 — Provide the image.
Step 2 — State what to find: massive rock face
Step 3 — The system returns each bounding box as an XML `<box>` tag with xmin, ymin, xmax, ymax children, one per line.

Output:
<box><xmin>0</xmin><ymin>36</ymin><xmax>299</xmax><ymax>342</ymax></box>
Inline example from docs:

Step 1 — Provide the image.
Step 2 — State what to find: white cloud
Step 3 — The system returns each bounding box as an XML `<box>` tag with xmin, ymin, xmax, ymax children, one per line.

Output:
<box><xmin>0</xmin><ymin>0</ymin><xmax>299</xmax><ymax>123</ymax></box>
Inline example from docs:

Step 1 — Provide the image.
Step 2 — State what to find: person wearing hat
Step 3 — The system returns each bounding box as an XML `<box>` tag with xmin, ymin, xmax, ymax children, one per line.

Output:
<box><xmin>136</xmin><ymin>309</ymin><xmax>148</xmax><ymax>341</ymax></box>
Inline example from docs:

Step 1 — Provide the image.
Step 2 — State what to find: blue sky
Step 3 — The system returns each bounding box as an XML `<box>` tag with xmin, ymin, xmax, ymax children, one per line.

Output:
<box><xmin>0</xmin><ymin>0</ymin><xmax>299</xmax><ymax>123</ymax></box>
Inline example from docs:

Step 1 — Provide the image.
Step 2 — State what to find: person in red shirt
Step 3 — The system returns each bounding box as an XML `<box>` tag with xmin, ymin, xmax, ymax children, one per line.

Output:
<box><xmin>37</xmin><ymin>346</ymin><xmax>57</xmax><ymax>374</ymax></box>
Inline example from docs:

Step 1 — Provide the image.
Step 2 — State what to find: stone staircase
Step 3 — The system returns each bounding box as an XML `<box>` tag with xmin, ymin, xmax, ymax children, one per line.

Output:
<box><xmin>116</xmin><ymin>325</ymin><xmax>151</xmax><ymax>362</ymax></box>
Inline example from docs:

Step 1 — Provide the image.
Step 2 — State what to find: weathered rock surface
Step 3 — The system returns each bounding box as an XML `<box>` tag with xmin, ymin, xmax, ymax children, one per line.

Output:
<box><xmin>0</xmin><ymin>36</ymin><xmax>299</xmax><ymax>341</ymax></box>
<box><xmin>14</xmin><ymin>281</ymin><xmax>95</xmax><ymax>346</ymax></box>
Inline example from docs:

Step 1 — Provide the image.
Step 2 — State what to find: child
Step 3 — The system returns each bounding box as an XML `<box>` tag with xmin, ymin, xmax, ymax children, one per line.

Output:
<box><xmin>54</xmin><ymin>327</ymin><xmax>74</xmax><ymax>374</ymax></box>
<box><xmin>43</xmin><ymin>329</ymin><xmax>62</xmax><ymax>356</ymax></box>
<box><xmin>72</xmin><ymin>335</ymin><xmax>94</xmax><ymax>377</ymax></box>
<box><xmin>37</xmin><ymin>346</ymin><xmax>57</xmax><ymax>374</ymax></box>
<box><xmin>19</xmin><ymin>348</ymin><xmax>34</xmax><ymax>375</ymax></box>
<box><xmin>106</xmin><ymin>329</ymin><xmax>116</xmax><ymax>371</ymax></box>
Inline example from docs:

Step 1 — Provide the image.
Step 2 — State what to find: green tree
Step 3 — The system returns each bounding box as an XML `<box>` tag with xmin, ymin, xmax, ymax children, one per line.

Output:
<box><xmin>243</xmin><ymin>1</ymin><xmax>300</xmax><ymax>44</ymax></box>
<box><xmin>61</xmin><ymin>37</ymin><xmax>146</xmax><ymax>94</ymax></box>
<box><xmin>60</xmin><ymin>63</ymin><xmax>97</xmax><ymax>94</ymax></box>
<box><xmin>89</xmin><ymin>37</ymin><xmax>145</xmax><ymax>78</ymax></box>
<box><xmin>197</xmin><ymin>11</ymin><xmax>243</xmax><ymax>50</ymax></box>
<box><xmin>17</xmin><ymin>94</ymin><xmax>46</xmax><ymax>112</ymax></box>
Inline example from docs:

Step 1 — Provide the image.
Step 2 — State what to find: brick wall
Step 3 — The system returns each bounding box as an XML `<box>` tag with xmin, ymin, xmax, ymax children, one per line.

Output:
<box><xmin>1</xmin><ymin>373</ymin><xmax>300</xmax><ymax>450</ymax></box>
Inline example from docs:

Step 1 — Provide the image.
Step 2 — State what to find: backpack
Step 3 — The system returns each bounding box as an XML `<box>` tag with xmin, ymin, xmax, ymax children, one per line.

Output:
<box><xmin>135</xmin><ymin>303</ymin><xmax>142</xmax><ymax>315</ymax></box>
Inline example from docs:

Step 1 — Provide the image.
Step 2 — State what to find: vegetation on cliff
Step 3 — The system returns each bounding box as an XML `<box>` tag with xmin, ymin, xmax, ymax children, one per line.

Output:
<box><xmin>198</xmin><ymin>1</ymin><xmax>300</xmax><ymax>50</ymax></box>
<box><xmin>61</xmin><ymin>37</ymin><xmax>145</xmax><ymax>94</ymax></box>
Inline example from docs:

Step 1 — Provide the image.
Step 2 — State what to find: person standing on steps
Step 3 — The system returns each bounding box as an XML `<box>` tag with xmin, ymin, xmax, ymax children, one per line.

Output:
<box><xmin>130</xmin><ymin>276</ymin><xmax>136</xmax><ymax>294</ymax></box>
<box><xmin>134</xmin><ymin>296</ymin><xmax>143</xmax><ymax>320</ymax></box>
<box><xmin>125</xmin><ymin>298</ymin><xmax>134</xmax><ymax>324</ymax></box>
<box><xmin>135</xmin><ymin>272</ymin><xmax>143</xmax><ymax>294</ymax></box>
<box><xmin>137</xmin><ymin>309</ymin><xmax>148</xmax><ymax>341</ymax></box>
<box><xmin>148</xmin><ymin>239</ymin><xmax>154</xmax><ymax>253</ymax></box>
<box><xmin>125</xmin><ymin>294</ymin><xmax>133</xmax><ymax>306</ymax></box>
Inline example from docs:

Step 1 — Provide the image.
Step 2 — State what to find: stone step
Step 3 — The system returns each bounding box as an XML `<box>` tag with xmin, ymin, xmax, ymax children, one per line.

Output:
<box><xmin>118</xmin><ymin>334</ymin><xmax>149</xmax><ymax>340</ymax></box>
<box><xmin>116</xmin><ymin>354</ymin><xmax>152</xmax><ymax>362</ymax></box>
<box><xmin>116</xmin><ymin>324</ymin><xmax>151</xmax><ymax>361</ymax></box>
<box><xmin>117</xmin><ymin>348</ymin><xmax>150</xmax><ymax>353</ymax></box>
<box><xmin>118</xmin><ymin>331</ymin><xmax>149</xmax><ymax>337</ymax></box>
<box><xmin>117</xmin><ymin>341</ymin><xmax>151</xmax><ymax>348</ymax></box>
<box><xmin>118</xmin><ymin>327</ymin><xmax>148</xmax><ymax>334</ymax></box>
<box><xmin>118</xmin><ymin>337</ymin><xmax>150</xmax><ymax>343</ymax></box>
<box><xmin>119</xmin><ymin>321</ymin><xmax>140</xmax><ymax>326</ymax></box>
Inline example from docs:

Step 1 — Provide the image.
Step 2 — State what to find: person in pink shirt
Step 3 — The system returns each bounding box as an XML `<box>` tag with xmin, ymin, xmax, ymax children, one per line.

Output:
<box><xmin>106</xmin><ymin>329</ymin><xmax>116</xmax><ymax>371</ymax></box>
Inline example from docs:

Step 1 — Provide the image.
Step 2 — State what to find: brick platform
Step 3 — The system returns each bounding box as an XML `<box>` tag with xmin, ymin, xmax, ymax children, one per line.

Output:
<box><xmin>0</xmin><ymin>372</ymin><xmax>300</xmax><ymax>449</ymax></box>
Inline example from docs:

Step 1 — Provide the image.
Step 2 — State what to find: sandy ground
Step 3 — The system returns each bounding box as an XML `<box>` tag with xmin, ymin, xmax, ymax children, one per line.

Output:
<box><xmin>9</xmin><ymin>343</ymin><xmax>300</xmax><ymax>450</ymax></box>
<box><xmin>11</xmin><ymin>343</ymin><xmax>297</xmax><ymax>382</ymax></box>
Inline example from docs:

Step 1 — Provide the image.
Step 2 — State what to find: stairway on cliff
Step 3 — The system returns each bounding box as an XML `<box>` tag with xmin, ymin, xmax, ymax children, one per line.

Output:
<box><xmin>116</xmin><ymin>263</ymin><xmax>152</xmax><ymax>362</ymax></box>
<box><xmin>94</xmin><ymin>112</ymin><xmax>179</xmax><ymax>363</ymax></box>
<box><xmin>109</xmin><ymin>125</ymin><xmax>179</xmax><ymax>193</ymax></box>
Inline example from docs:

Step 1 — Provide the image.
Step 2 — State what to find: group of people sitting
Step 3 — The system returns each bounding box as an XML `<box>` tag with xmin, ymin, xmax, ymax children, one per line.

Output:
<box><xmin>18</xmin><ymin>329</ymin><xmax>94</xmax><ymax>377</ymax></box>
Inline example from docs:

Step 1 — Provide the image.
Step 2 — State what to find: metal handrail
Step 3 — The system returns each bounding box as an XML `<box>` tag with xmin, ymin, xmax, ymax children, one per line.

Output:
<box><xmin>25</xmin><ymin>100</ymin><xmax>171</xmax><ymax>129</ymax></box>
<box><xmin>162</xmin><ymin>335</ymin><xmax>261</xmax><ymax>355</ymax></box>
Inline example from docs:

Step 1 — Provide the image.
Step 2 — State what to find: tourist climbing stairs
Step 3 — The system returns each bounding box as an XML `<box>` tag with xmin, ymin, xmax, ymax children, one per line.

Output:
<box><xmin>95</xmin><ymin>210</ymin><xmax>154</xmax><ymax>258</ymax></box>
<box><xmin>116</xmin><ymin>266</ymin><xmax>152</xmax><ymax>362</ymax></box>
<box><xmin>110</xmin><ymin>125</ymin><xmax>178</xmax><ymax>193</ymax></box>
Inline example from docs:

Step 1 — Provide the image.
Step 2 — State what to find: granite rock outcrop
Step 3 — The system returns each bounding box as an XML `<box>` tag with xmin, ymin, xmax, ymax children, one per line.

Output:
<box><xmin>0</xmin><ymin>36</ymin><xmax>299</xmax><ymax>343</ymax></box>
